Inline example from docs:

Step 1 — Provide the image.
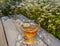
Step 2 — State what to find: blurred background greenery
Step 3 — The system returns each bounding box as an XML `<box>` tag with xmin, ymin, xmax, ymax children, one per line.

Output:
<box><xmin>0</xmin><ymin>0</ymin><xmax>60</xmax><ymax>40</ymax></box>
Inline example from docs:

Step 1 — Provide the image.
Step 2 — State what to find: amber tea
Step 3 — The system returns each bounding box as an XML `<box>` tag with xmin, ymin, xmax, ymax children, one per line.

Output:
<box><xmin>21</xmin><ymin>23</ymin><xmax>39</xmax><ymax>44</ymax></box>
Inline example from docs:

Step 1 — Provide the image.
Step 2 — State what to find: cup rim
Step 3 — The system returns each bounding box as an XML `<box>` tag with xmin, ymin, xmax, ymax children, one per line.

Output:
<box><xmin>21</xmin><ymin>22</ymin><xmax>40</xmax><ymax>32</ymax></box>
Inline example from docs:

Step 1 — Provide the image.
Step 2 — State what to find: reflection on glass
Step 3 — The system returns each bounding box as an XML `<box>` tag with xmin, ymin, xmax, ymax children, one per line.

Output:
<box><xmin>21</xmin><ymin>22</ymin><xmax>40</xmax><ymax>45</ymax></box>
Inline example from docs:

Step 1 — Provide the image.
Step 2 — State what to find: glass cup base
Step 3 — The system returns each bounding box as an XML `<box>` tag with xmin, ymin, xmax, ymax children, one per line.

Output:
<box><xmin>15</xmin><ymin>34</ymin><xmax>47</xmax><ymax>46</ymax></box>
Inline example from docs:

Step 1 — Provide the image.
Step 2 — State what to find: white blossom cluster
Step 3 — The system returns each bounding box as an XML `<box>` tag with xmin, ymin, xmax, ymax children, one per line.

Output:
<box><xmin>14</xmin><ymin>0</ymin><xmax>60</xmax><ymax>39</ymax></box>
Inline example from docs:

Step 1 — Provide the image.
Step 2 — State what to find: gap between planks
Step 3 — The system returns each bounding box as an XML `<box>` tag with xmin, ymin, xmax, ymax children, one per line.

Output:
<box><xmin>1</xmin><ymin>16</ymin><xmax>19</xmax><ymax>46</ymax></box>
<box><xmin>0</xmin><ymin>19</ymin><xmax>7</xmax><ymax>46</ymax></box>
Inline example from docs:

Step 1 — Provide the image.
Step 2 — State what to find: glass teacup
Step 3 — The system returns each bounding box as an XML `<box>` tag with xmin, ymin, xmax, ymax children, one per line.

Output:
<box><xmin>21</xmin><ymin>22</ymin><xmax>39</xmax><ymax>45</ymax></box>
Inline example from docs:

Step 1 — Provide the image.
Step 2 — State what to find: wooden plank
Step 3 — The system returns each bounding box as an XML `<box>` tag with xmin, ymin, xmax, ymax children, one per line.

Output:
<box><xmin>38</xmin><ymin>28</ymin><xmax>60</xmax><ymax>46</ymax></box>
<box><xmin>1</xmin><ymin>15</ymin><xmax>60</xmax><ymax>46</ymax></box>
<box><xmin>1</xmin><ymin>17</ymin><xmax>19</xmax><ymax>46</ymax></box>
<box><xmin>3</xmin><ymin>16</ymin><xmax>47</xmax><ymax>46</ymax></box>
<box><xmin>12</xmin><ymin>15</ymin><xmax>60</xmax><ymax>46</ymax></box>
<box><xmin>11</xmin><ymin>15</ymin><xmax>48</xmax><ymax>46</ymax></box>
<box><xmin>0</xmin><ymin>19</ymin><xmax>7</xmax><ymax>46</ymax></box>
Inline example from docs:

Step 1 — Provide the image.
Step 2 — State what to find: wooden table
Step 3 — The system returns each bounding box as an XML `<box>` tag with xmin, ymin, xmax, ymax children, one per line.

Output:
<box><xmin>0</xmin><ymin>14</ymin><xmax>60</xmax><ymax>46</ymax></box>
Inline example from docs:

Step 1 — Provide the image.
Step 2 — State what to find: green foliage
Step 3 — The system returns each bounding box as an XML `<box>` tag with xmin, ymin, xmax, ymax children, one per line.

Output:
<box><xmin>14</xmin><ymin>0</ymin><xmax>60</xmax><ymax>39</ymax></box>
<box><xmin>0</xmin><ymin>0</ymin><xmax>60</xmax><ymax>39</ymax></box>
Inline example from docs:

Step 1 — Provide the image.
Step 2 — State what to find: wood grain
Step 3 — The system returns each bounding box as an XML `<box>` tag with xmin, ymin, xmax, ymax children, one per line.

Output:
<box><xmin>2</xmin><ymin>17</ymin><xmax>19</xmax><ymax>46</ymax></box>
<box><xmin>0</xmin><ymin>20</ymin><xmax>7</xmax><ymax>46</ymax></box>
<box><xmin>1</xmin><ymin>15</ymin><xmax>60</xmax><ymax>46</ymax></box>
<box><xmin>13</xmin><ymin>15</ymin><xmax>60</xmax><ymax>46</ymax></box>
